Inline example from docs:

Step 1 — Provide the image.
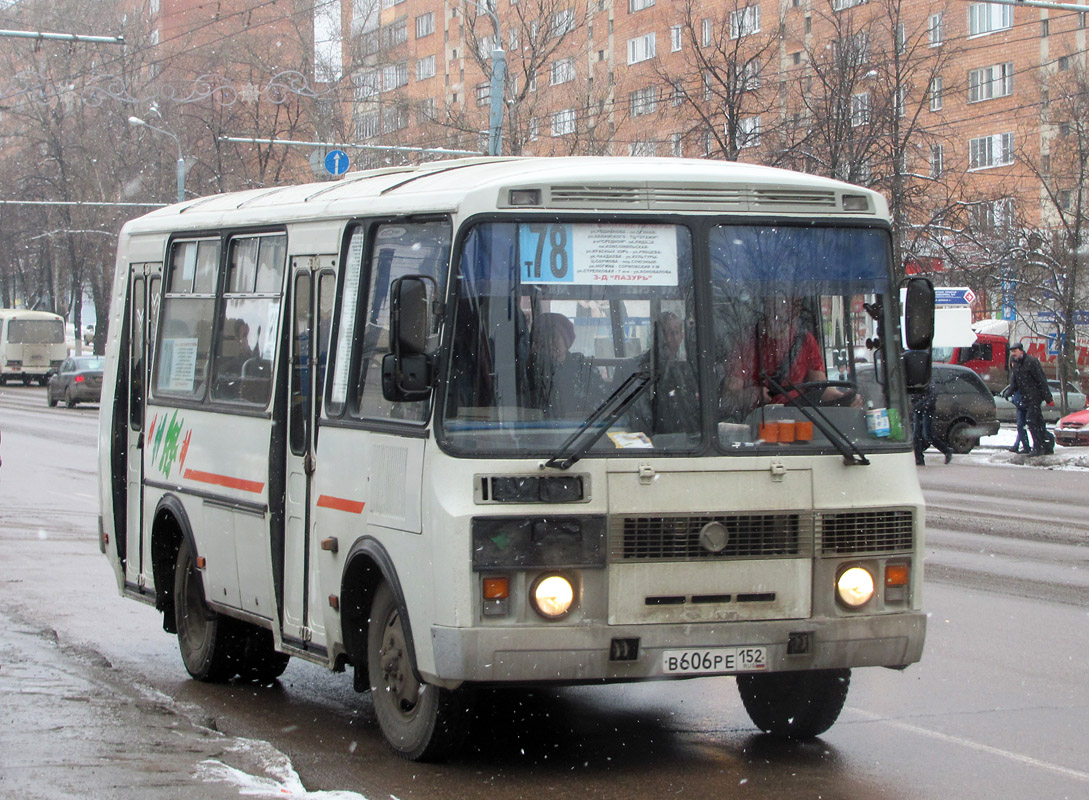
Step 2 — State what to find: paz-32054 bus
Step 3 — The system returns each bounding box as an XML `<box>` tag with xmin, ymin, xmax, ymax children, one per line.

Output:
<box><xmin>98</xmin><ymin>157</ymin><xmax>935</xmax><ymax>761</ymax></box>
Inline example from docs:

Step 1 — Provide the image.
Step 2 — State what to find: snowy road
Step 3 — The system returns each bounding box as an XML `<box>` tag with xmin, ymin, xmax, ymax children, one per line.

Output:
<box><xmin>1</xmin><ymin>386</ymin><xmax>1087</xmax><ymax>799</ymax></box>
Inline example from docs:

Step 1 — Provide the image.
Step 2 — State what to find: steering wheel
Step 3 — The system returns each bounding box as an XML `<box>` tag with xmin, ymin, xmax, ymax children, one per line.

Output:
<box><xmin>794</xmin><ymin>380</ymin><xmax>858</xmax><ymax>407</ymax></box>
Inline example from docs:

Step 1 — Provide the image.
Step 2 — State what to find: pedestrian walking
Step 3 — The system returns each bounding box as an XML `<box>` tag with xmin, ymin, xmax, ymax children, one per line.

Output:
<box><xmin>1000</xmin><ymin>381</ymin><xmax>1031</xmax><ymax>454</ymax></box>
<box><xmin>912</xmin><ymin>379</ymin><xmax>953</xmax><ymax>465</ymax></box>
<box><xmin>1006</xmin><ymin>342</ymin><xmax>1054</xmax><ymax>456</ymax></box>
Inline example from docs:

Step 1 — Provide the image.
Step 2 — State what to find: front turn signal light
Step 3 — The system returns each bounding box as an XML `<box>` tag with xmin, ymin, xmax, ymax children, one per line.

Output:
<box><xmin>885</xmin><ymin>564</ymin><xmax>910</xmax><ymax>588</ymax></box>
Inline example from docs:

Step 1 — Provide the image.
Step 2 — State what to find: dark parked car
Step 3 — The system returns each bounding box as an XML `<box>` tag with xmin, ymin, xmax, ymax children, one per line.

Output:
<box><xmin>927</xmin><ymin>363</ymin><xmax>1000</xmax><ymax>453</ymax></box>
<box><xmin>995</xmin><ymin>379</ymin><xmax>1086</xmax><ymax>424</ymax></box>
<box><xmin>857</xmin><ymin>362</ymin><xmax>998</xmax><ymax>454</ymax></box>
<box><xmin>47</xmin><ymin>355</ymin><xmax>104</xmax><ymax>408</ymax></box>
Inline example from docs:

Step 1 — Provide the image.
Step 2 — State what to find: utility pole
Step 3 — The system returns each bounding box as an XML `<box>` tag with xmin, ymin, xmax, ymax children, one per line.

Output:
<box><xmin>464</xmin><ymin>1</ymin><xmax>505</xmax><ymax>156</ymax></box>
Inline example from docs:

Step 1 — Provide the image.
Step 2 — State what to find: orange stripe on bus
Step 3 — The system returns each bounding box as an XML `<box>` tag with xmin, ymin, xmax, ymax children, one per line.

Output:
<box><xmin>317</xmin><ymin>495</ymin><xmax>366</xmax><ymax>514</ymax></box>
<box><xmin>183</xmin><ymin>469</ymin><xmax>265</xmax><ymax>494</ymax></box>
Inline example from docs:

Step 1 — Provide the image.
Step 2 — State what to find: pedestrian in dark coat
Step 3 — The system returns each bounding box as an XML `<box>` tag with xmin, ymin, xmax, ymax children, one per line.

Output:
<box><xmin>912</xmin><ymin>379</ymin><xmax>952</xmax><ymax>465</ymax></box>
<box><xmin>1007</xmin><ymin>342</ymin><xmax>1054</xmax><ymax>455</ymax></box>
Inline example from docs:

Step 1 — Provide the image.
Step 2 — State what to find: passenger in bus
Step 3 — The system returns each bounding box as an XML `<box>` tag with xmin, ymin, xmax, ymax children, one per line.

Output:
<box><xmin>629</xmin><ymin>312</ymin><xmax>699</xmax><ymax>435</ymax></box>
<box><xmin>526</xmin><ymin>312</ymin><xmax>605</xmax><ymax>418</ymax></box>
<box><xmin>721</xmin><ymin>296</ymin><xmax>859</xmax><ymax>416</ymax></box>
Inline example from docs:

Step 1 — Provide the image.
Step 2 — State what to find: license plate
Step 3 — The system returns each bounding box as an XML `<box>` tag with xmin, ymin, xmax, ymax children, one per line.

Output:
<box><xmin>661</xmin><ymin>646</ymin><xmax>767</xmax><ymax>675</ymax></box>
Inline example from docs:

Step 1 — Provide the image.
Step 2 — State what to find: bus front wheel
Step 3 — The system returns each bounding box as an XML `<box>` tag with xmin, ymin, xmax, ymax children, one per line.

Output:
<box><xmin>366</xmin><ymin>582</ymin><xmax>471</xmax><ymax>761</ymax></box>
<box><xmin>737</xmin><ymin>668</ymin><xmax>850</xmax><ymax>738</ymax></box>
<box><xmin>173</xmin><ymin>538</ymin><xmax>239</xmax><ymax>682</ymax></box>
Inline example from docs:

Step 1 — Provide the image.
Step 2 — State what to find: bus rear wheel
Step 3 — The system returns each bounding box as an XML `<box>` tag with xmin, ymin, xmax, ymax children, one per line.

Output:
<box><xmin>737</xmin><ymin>668</ymin><xmax>850</xmax><ymax>738</ymax></box>
<box><xmin>366</xmin><ymin>582</ymin><xmax>471</xmax><ymax>761</ymax></box>
<box><xmin>173</xmin><ymin>538</ymin><xmax>239</xmax><ymax>682</ymax></box>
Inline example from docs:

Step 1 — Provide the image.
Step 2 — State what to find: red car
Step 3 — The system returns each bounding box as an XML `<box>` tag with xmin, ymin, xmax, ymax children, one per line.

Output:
<box><xmin>1054</xmin><ymin>407</ymin><xmax>1089</xmax><ymax>447</ymax></box>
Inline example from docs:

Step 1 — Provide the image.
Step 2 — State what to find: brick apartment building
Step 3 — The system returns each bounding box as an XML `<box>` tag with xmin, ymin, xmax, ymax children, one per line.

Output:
<box><xmin>339</xmin><ymin>0</ymin><xmax>1088</xmax><ymax>274</ymax></box>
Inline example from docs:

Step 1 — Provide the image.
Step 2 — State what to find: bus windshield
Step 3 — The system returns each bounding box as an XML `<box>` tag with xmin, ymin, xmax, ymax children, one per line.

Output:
<box><xmin>440</xmin><ymin>220</ymin><xmax>906</xmax><ymax>458</ymax></box>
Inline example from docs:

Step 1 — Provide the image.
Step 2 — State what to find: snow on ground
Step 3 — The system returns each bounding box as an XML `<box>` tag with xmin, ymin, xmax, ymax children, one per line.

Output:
<box><xmin>962</xmin><ymin>424</ymin><xmax>1089</xmax><ymax>470</ymax></box>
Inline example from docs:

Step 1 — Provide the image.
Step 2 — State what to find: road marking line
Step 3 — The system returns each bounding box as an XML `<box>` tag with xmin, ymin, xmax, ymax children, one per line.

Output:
<box><xmin>853</xmin><ymin>709</ymin><xmax>1089</xmax><ymax>782</ymax></box>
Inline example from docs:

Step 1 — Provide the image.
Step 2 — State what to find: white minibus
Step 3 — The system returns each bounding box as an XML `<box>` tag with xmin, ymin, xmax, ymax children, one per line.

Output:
<box><xmin>99</xmin><ymin>157</ymin><xmax>935</xmax><ymax>760</ymax></box>
<box><xmin>0</xmin><ymin>309</ymin><xmax>66</xmax><ymax>385</ymax></box>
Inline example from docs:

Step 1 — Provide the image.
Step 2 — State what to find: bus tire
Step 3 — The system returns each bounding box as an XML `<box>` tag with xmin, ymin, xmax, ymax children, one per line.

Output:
<box><xmin>173</xmin><ymin>538</ymin><xmax>239</xmax><ymax>682</ymax></box>
<box><xmin>236</xmin><ymin>624</ymin><xmax>291</xmax><ymax>683</ymax></box>
<box><xmin>737</xmin><ymin>668</ymin><xmax>850</xmax><ymax>738</ymax></box>
<box><xmin>367</xmin><ymin>582</ymin><xmax>471</xmax><ymax>761</ymax></box>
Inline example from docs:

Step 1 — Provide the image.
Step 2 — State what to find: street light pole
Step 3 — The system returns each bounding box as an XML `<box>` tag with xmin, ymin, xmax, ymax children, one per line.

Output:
<box><xmin>463</xmin><ymin>0</ymin><xmax>505</xmax><ymax>156</ymax></box>
<box><xmin>128</xmin><ymin>115</ymin><xmax>186</xmax><ymax>204</ymax></box>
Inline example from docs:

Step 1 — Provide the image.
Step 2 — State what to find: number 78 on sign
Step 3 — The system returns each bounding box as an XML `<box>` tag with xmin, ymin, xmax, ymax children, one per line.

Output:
<box><xmin>518</xmin><ymin>222</ymin><xmax>679</xmax><ymax>286</ymax></box>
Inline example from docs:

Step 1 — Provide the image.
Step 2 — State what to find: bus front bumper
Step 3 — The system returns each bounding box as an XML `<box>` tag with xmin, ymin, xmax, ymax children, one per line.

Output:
<box><xmin>428</xmin><ymin>611</ymin><xmax>926</xmax><ymax>685</ymax></box>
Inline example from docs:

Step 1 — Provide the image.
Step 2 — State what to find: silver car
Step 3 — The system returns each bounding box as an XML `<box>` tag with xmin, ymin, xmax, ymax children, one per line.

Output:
<box><xmin>996</xmin><ymin>380</ymin><xmax>1086</xmax><ymax>423</ymax></box>
<box><xmin>46</xmin><ymin>356</ymin><xmax>104</xmax><ymax>408</ymax></box>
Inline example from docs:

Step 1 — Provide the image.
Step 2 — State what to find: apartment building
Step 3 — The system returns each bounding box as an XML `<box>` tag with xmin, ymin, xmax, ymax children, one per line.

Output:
<box><xmin>339</xmin><ymin>0</ymin><xmax>1088</xmax><ymax>265</ymax></box>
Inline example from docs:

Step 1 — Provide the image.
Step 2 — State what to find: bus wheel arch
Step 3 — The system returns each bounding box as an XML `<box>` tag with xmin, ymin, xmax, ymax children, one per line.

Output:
<box><xmin>150</xmin><ymin>495</ymin><xmax>194</xmax><ymax>635</ymax></box>
<box><xmin>341</xmin><ymin>539</ymin><xmax>472</xmax><ymax>761</ymax></box>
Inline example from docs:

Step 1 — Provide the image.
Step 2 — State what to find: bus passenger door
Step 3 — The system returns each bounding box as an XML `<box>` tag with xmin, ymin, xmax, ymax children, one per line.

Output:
<box><xmin>282</xmin><ymin>257</ymin><xmax>336</xmax><ymax>649</ymax></box>
<box><xmin>125</xmin><ymin>266</ymin><xmax>161</xmax><ymax>591</ymax></box>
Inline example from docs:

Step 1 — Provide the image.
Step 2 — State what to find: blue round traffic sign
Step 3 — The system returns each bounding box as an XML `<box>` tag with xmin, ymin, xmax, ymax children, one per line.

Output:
<box><xmin>324</xmin><ymin>149</ymin><xmax>350</xmax><ymax>176</ymax></box>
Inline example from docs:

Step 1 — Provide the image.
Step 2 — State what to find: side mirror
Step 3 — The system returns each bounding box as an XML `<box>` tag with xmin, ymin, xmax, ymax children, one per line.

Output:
<box><xmin>903</xmin><ymin>277</ymin><xmax>935</xmax><ymax>352</ymax></box>
<box><xmin>902</xmin><ymin>349</ymin><xmax>932</xmax><ymax>392</ymax></box>
<box><xmin>382</xmin><ymin>275</ymin><xmax>440</xmax><ymax>402</ymax></box>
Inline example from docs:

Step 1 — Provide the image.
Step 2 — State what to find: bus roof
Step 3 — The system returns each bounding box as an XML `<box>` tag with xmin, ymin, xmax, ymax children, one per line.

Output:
<box><xmin>0</xmin><ymin>309</ymin><xmax>63</xmax><ymax>320</ymax></box>
<box><xmin>120</xmin><ymin>156</ymin><xmax>890</xmax><ymax>236</ymax></box>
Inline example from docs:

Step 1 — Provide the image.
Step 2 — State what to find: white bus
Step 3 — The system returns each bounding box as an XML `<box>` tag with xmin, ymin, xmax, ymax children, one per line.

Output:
<box><xmin>98</xmin><ymin>157</ymin><xmax>935</xmax><ymax>761</ymax></box>
<box><xmin>0</xmin><ymin>309</ymin><xmax>67</xmax><ymax>385</ymax></box>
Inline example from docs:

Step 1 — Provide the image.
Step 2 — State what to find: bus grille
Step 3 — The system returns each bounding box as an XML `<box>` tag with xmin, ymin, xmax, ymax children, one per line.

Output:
<box><xmin>611</xmin><ymin>513</ymin><xmax>809</xmax><ymax>562</ymax></box>
<box><xmin>548</xmin><ymin>184</ymin><xmax>839</xmax><ymax>212</ymax></box>
<box><xmin>611</xmin><ymin>509</ymin><xmax>915</xmax><ymax>562</ymax></box>
<box><xmin>817</xmin><ymin>510</ymin><xmax>915</xmax><ymax>555</ymax></box>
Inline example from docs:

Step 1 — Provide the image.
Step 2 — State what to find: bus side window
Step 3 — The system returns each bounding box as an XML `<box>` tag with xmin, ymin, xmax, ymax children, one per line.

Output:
<box><xmin>155</xmin><ymin>239</ymin><xmax>219</xmax><ymax>400</ymax></box>
<box><xmin>211</xmin><ymin>234</ymin><xmax>286</xmax><ymax>406</ymax></box>
<box><xmin>352</xmin><ymin>220</ymin><xmax>451</xmax><ymax>423</ymax></box>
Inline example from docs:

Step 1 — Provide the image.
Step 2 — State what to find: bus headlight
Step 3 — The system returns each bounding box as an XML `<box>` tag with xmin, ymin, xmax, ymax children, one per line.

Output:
<box><xmin>836</xmin><ymin>566</ymin><xmax>875</xmax><ymax>609</ymax></box>
<box><xmin>530</xmin><ymin>573</ymin><xmax>575</xmax><ymax>619</ymax></box>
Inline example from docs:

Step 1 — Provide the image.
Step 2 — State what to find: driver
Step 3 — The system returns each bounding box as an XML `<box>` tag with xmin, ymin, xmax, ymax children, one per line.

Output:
<box><xmin>722</xmin><ymin>295</ymin><xmax>859</xmax><ymax>411</ymax></box>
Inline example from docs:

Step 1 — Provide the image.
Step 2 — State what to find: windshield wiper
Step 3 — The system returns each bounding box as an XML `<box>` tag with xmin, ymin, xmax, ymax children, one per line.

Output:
<box><xmin>763</xmin><ymin>375</ymin><xmax>870</xmax><ymax>466</ymax></box>
<box><xmin>543</xmin><ymin>370</ymin><xmax>654</xmax><ymax>470</ymax></box>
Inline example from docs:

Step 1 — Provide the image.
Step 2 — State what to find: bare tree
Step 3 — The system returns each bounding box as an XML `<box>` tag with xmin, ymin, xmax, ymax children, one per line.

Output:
<box><xmin>648</xmin><ymin>0</ymin><xmax>781</xmax><ymax>161</ymax></box>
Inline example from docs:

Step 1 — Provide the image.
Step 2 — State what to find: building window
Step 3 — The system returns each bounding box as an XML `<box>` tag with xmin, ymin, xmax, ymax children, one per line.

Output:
<box><xmin>382</xmin><ymin>17</ymin><xmax>408</xmax><ymax>48</ymax></box>
<box><xmin>1058</xmin><ymin>55</ymin><xmax>1070</xmax><ymax>71</ymax></box>
<box><xmin>476</xmin><ymin>82</ymin><xmax>491</xmax><ymax>106</ymax></box>
<box><xmin>381</xmin><ymin>0</ymin><xmax>404</xmax><ymax>7</ymax></box>
<box><xmin>551</xmin><ymin>57</ymin><xmax>575</xmax><ymax>85</ymax></box>
<box><xmin>671</xmin><ymin>25</ymin><xmax>682</xmax><ymax>52</ymax></box>
<box><xmin>835</xmin><ymin>32</ymin><xmax>869</xmax><ymax>66</ymax></box>
<box><xmin>355</xmin><ymin>112</ymin><xmax>380</xmax><ymax>139</ymax></box>
<box><xmin>671</xmin><ymin>132</ymin><xmax>683</xmax><ymax>156</ymax></box>
<box><xmin>968</xmin><ymin>3</ymin><xmax>1012</xmax><ymax>37</ymax></box>
<box><xmin>701</xmin><ymin>18</ymin><xmax>713</xmax><ymax>47</ymax></box>
<box><xmin>552</xmin><ymin>9</ymin><xmax>575</xmax><ymax>37</ymax></box>
<box><xmin>382</xmin><ymin>105</ymin><xmax>408</xmax><ymax>133</ymax></box>
<box><xmin>1040</xmin><ymin>18</ymin><xmax>1049</xmax><ymax>37</ymax></box>
<box><xmin>928</xmin><ymin>12</ymin><xmax>943</xmax><ymax>46</ymax></box>
<box><xmin>930</xmin><ymin>144</ymin><xmax>944</xmax><ymax>178</ymax></box>
<box><xmin>630</xmin><ymin>0</ymin><xmax>655</xmax><ymax>11</ymax></box>
<box><xmin>353</xmin><ymin>70</ymin><xmax>380</xmax><ymax>101</ymax></box>
<box><xmin>972</xmin><ymin>198</ymin><xmax>1015</xmax><ymax>230</ymax></box>
<box><xmin>417</xmin><ymin>55</ymin><xmax>435</xmax><ymax>80</ymax></box>
<box><xmin>832</xmin><ymin>0</ymin><xmax>865</xmax><ymax>10</ymax></box>
<box><xmin>628</xmin><ymin>31</ymin><xmax>656</xmax><ymax>64</ymax></box>
<box><xmin>552</xmin><ymin>108</ymin><xmax>576</xmax><ymax>135</ymax></box>
<box><xmin>629</xmin><ymin>86</ymin><xmax>658</xmax><ymax>116</ymax></box>
<box><xmin>739</xmin><ymin>115</ymin><xmax>761</xmax><ymax>147</ymax></box>
<box><xmin>382</xmin><ymin>62</ymin><xmax>408</xmax><ymax>91</ymax></box>
<box><xmin>968</xmin><ymin>132</ymin><xmax>1015</xmax><ymax>169</ymax></box>
<box><xmin>629</xmin><ymin>140</ymin><xmax>657</xmax><ymax>156</ymax></box>
<box><xmin>968</xmin><ymin>63</ymin><xmax>1013</xmax><ymax>103</ymax></box>
<box><xmin>851</xmin><ymin>92</ymin><xmax>871</xmax><ymax>127</ymax></box>
<box><xmin>730</xmin><ymin>6</ymin><xmax>760</xmax><ymax>39</ymax></box>
<box><xmin>930</xmin><ymin>76</ymin><xmax>943</xmax><ymax>110</ymax></box>
<box><xmin>741</xmin><ymin>61</ymin><xmax>761</xmax><ymax>90</ymax></box>
<box><xmin>418</xmin><ymin>97</ymin><xmax>435</xmax><ymax>123</ymax></box>
<box><xmin>415</xmin><ymin>12</ymin><xmax>434</xmax><ymax>38</ymax></box>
